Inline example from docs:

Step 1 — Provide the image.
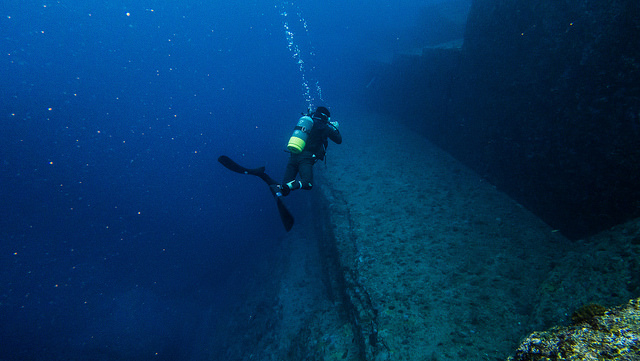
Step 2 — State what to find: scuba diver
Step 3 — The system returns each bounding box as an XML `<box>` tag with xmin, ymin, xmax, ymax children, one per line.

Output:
<box><xmin>272</xmin><ymin>106</ymin><xmax>342</xmax><ymax>197</ymax></box>
<box><xmin>218</xmin><ymin>106</ymin><xmax>342</xmax><ymax>231</ymax></box>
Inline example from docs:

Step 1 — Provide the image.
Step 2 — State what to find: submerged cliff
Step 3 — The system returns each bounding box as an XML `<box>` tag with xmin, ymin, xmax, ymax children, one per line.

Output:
<box><xmin>316</xmin><ymin>112</ymin><xmax>569</xmax><ymax>360</ymax></box>
<box><xmin>312</xmin><ymin>112</ymin><xmax>640</xmax><ymax>360</ymax></box>
<box><xmin>366</xmin><ymin>0</ymin><xmax>640</xmax><ymax>240</ymax></box>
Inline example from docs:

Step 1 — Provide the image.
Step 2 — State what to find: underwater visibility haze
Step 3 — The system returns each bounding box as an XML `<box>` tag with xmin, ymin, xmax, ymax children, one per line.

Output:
<box><xmin>5</xmin><ymin>0</ymin><xmax>639</xmax><ymax>360</ymax></box>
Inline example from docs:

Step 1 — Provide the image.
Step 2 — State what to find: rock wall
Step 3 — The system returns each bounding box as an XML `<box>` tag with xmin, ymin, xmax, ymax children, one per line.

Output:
<box><xmin>315</xmin><ymin>111</ymin><xmax>640</xmax><ymax>360</ymax></box>
<box><xmin>365</xmin><ymin>0</ymin><xmax>640</xmax><ymax>239</ymax></box>
<box><xmin>317</xmin><ymin>112</ymin><xmax>571</xmax><ymax>360</ymax></box>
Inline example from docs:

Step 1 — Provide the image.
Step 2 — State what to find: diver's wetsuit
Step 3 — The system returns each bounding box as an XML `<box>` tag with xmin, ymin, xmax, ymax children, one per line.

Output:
<box><xmin>283</xmin><ymin>117</ymin><xmax>342</xmax><ymax>191</ymax></box>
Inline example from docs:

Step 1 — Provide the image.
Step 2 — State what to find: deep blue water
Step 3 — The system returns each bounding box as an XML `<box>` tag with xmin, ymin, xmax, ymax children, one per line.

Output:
<box><xmin>1</xmin><ymin>1</ymin><xmax>468</xmax><ymax>360</ymax></box>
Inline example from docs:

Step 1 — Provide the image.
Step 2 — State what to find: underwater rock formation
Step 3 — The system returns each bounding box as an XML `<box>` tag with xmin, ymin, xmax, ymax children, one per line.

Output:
<box><xmin>315</xmin><ymin>112</ymin><xmax>640</xmax><ymax>360</ymax></box>
<box><xmin>365</xmin><ymin>0</ymin><xmax>640</xmax><ymax>240</ymax></box>
<box><xmin>508</xmin><ymin>298</ymin><xmax>640</xmax><ymax>361</ymax></box>
<box><xmin>317</xmin><ymin>113</ymin><xmax>572</xmax><ymax>361</ymax></box>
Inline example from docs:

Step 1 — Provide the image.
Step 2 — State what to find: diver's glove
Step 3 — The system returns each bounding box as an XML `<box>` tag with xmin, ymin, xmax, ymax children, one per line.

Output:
<box><xmin>329</xmin><ymin>121</ymin><xmax>339</xmax><ymax>131</ymax></box>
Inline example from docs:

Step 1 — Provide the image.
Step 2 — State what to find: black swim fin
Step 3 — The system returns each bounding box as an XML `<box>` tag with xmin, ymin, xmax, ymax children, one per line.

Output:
<box><xmin>218</xmin><ymin>155</ymin><xmax>294</xmax><ymax>232</ymax></box>
<box><xmin>218</xmin><ymin>155</ymin><xmax>265</xmax><ymax>176</ymax></box>
<box><xmin>276</xmin><ymin>197</ymin><xmax>294</xmax><ymax>232</ymax></box>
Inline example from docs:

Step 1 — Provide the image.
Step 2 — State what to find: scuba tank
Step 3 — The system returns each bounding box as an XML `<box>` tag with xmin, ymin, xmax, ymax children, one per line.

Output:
<box><xmin>286</xmin><ymin>115</ymin><xmax>314</xmax><ymax>153</ymax></box>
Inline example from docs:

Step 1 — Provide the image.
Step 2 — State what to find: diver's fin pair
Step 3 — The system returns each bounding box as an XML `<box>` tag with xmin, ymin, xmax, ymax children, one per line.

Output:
<box><xmin>218</xmin><ymin>155</ymin><xmax>294</xmax><ymax>232</ymax></box>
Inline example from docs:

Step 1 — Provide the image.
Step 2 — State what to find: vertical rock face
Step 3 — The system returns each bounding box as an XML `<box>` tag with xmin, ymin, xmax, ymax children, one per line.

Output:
<box><xmin>457</xmin><ymin>0</ymin><xmax>640</xmax><ymax>240</ymax></box>
<box><xmin>366</xmin><ymin>0</ymin><xmax>640</xmax><ymax>239</ymax></box>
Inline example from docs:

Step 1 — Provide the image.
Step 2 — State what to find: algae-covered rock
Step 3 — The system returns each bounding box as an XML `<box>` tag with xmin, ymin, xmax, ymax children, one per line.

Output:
<box><xmin>508</xmin><ymin>298</ymin><xmax>640</xmax><ymax>361</ymax></box>
<box><xmin>570</xmin><ymin>303</ymin><xmax>607</xmax><ymax>326</ymax></box>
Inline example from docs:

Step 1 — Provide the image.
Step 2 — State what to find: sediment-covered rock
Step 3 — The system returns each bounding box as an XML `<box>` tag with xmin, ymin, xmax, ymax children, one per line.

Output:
<box><xmin>317</xmin><ymin>112</ymin><xmax>571</xmax><ymax>360</ymax></box>
<box><xmin>528</xmin><ymin>218</ymin><xmax>640</xmax><ymax>333</ymax></box>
